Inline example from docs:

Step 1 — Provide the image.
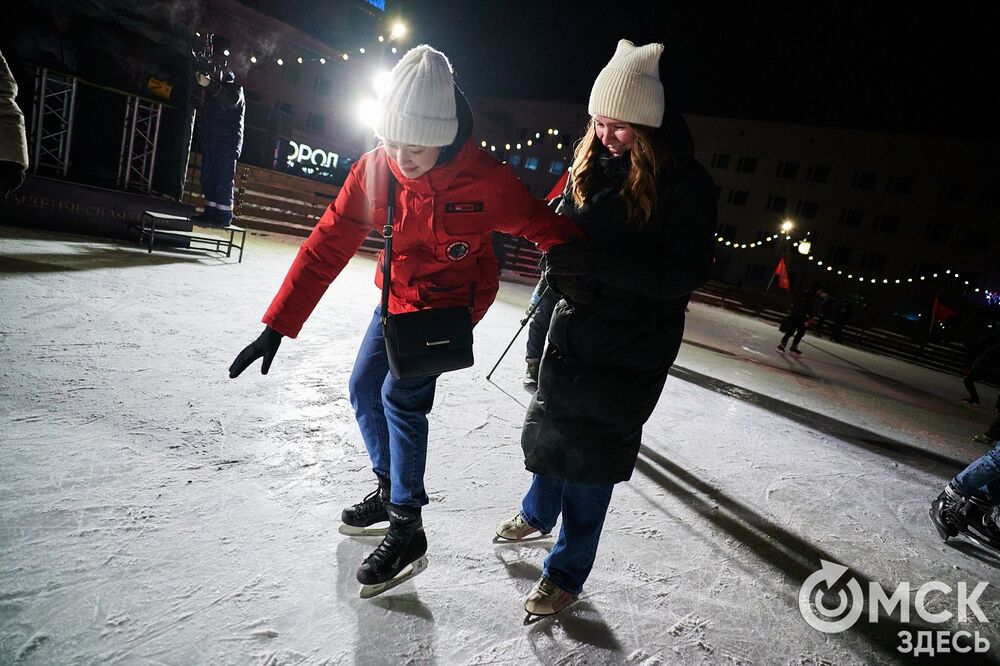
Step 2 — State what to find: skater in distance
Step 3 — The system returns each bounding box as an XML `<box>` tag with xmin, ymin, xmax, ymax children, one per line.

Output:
<box><xmin>229</xmin><ymin>44</ymin><xmax>581</xmax><ymax>599</ymax></box>
<box><xmin>495</xmin><ymin>39</ymin><xmax>718</xmax><ymax>622</ymax></box>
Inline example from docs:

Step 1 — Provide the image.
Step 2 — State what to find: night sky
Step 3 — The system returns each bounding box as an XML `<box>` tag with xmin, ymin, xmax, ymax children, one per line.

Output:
<box><xmin>380</xmin><ymin>1</ymin><xmax>998</xmax><ymax>139</ymax></box>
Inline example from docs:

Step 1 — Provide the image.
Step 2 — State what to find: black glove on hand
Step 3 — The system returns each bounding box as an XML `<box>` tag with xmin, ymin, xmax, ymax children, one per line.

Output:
<box><xmin>545</xmin><ymin>242</ymin><xmax>598</xmax><ymax>277</ymax></box>
<box><xmin>229</xmin><ymin>326</ymin><xmax>282</xmax><ymax>378</ymax></box>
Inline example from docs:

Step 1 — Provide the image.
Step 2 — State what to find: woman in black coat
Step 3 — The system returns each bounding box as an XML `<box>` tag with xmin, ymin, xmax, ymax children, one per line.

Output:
<box><xmin>495</xmin><ymin>39</ymin><xmax>718</xmax><ymax>620</ymax></box>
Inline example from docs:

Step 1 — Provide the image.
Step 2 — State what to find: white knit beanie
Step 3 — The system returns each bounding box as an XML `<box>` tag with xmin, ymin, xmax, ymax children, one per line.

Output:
<box><xmin>588</xmin><ymin>39</ymin><xmax>665</xmax><ymax>128</ymax></box>
<box><xmin>374</xmin><ymin>44</ymin><xmax>458</xmax><ymax>147</ymax></box>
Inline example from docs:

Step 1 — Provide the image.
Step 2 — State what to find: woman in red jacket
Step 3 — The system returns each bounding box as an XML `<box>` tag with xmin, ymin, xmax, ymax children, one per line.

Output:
<box><xmin>229</xmin><ymin>44</ymin><xmax>580</xmax><ymax>597</ymax></box>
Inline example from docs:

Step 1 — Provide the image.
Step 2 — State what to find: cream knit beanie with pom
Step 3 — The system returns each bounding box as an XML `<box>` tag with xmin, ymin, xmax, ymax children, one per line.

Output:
<box><xmin>374</xmin><ymin>44</ymin><xmax>458</xmax><ymax>147</ymax></box>
<box><xmin>588</xmin><ymin>39</ymin><xmax>665</xmax><ymax>128</ymax></box>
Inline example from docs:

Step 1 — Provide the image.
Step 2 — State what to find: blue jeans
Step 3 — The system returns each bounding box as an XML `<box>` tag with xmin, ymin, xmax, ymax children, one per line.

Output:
<box><xmin>953</xmin><ymin>441</ymin><xmax>1000</xmax><ymax>501</ymax></box>
<box><xmin>348</xmin><ymin>308</ymin><xmax>439</xmax><ymax>508</ymax></box>
<box><xmin>519</xmin><ymin>474</ymin><xmax>615</xmax><ymax>596</ymax></box>
<box><xmin>526</xmin><ymin>277</ymin><xmax>558</xmax><ymax>361</ymax></box>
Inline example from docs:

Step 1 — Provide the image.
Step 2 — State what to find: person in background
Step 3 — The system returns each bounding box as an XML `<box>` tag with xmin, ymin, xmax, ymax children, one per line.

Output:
<box><xmin>191</xmin><ymin>35</ymin><xmax>244</xmax><ymax>228</ymax></box>
<box><xmin>961</xmin><ymin>333</ymin><xmax>1000</xmax><ymax>409</ymax></box>
<box><xmin>813</xmin><ymin>293</ymin><xmax>835</xmax><ymax>338</ymax></box>
<box><xmin>0</xmin><ymin>51</ymin><xmax>28</xmax><ymax>199</ymax></box>
<box><xmin>496</xmin><ymin>39</ymin><xmax>718</xmax><ymax>620</ymax></box>
<box><xmin>971</xmin><ymin>413</ymin><xmax>1000</xmax><ymax>446</ymax></box>
<box><xmin>229</xmin><ymin>45</ymin><xmax>581</xmax><ymax>597</ymax></box>
<box><xmin>777</xmin><ymin>283</ymin><xmax>826</xmax><ymax>354</ymax></box>
<box><xmin>830</xmin><ymin>296</ymin><xmax>853</xmax><ymax>342</ymax></box>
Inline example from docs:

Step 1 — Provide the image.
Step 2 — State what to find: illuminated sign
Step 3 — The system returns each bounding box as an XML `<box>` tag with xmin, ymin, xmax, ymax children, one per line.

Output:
<box><xmin>287</xmin><ymin>140</ymin><xmax>339</xmax><ymax>170</ymax></box>
<box><xmin>275</xmin><ymin>138</ymin><xmax>352</xmax><ymax>184</ymax></box>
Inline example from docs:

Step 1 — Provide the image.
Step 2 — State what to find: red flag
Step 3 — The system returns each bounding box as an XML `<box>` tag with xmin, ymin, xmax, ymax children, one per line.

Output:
<box><xmin>546</xmin><ymin>170</ymin><xmax>570</xmax><ymax>202</ymax></box>
<box><xmin>774</xmin><ymin>257</ymin><xmax>790</xmax><ymax>290</ymax></box>
<box><xmin>932</xmin><ymin>296</ymin><xmax>957</xmax><ymax>322</ymax></box>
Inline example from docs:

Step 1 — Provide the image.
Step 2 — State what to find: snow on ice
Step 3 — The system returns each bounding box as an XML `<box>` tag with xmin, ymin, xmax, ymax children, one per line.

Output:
<box><xmin>2</xmin><ymin>226</ymin><xmax>999</xmax><ymax>665</ymax></box>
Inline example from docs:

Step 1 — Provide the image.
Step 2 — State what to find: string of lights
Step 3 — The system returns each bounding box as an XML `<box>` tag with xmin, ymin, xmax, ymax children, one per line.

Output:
<box><xmin>195</xmin><ymin>21</ymin><xmax>407</xmax><ymax>70</ymax></box>
<box><xmin>478</xmin><ymin>128</ymin><xmax>573</xmax><ymax>156</ymax></box>
<box><xmin>717</xmin><ymin>231</ymin><xmax>983</xmax><ymax>292</ymax></box>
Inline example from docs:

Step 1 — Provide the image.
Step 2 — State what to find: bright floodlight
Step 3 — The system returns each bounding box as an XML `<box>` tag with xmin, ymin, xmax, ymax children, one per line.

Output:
<box><xmin>250</xmin><ymin>55</ymin><xmax>257</xmax><ymax>63</ymax></box>
<box><xmin>223</xmin><ymin>49</ymin><xmax>230</xmax><ymax>56</ymax></box>
<box><xmin>357</xmin><ymin>97</ymin><xmax>381</xmax><ymax>129</ymax></box>
<box><xmin>277</xmin><ymin>58</ymin><xmax>284</xmax><ymax>66</ymax></box>
<box><xmin>320</xmin><ymin>57</ymin><xmax>326</xmax><ymax>64</ymax></box>
<box><xmin>798</xmin><ymin>240</ymin><xmax>812</xmax><ymax>255</ymax></box>
<box><xmin>390</xmin><ymin>22</ymin><xmax>406</xmax><ymax>40</ymax></box>
<box><xmin>297</xmin><ymin>57</ymin><xmax>304</xmax><ymax>64</ymax></box>
<box><xmin>373</xmin><ymin>70</ymin><xmax>393</xmax><ymax>96</ymax></box>
<box><xmin>781</xmin><ymin>219</ymin><xmax>793</xmax><ymax>232</ymax></box>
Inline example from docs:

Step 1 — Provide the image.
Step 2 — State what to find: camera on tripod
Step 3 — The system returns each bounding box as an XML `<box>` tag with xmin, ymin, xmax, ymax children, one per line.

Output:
<box><xmin>191</xmin><ymin>33</ymin><xmax>225</xmax><ymax>79</ymax></box>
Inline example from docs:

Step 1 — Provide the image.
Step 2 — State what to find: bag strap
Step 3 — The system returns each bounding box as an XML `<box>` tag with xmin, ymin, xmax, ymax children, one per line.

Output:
<box><xmin>380</xmin><ymin>175</ymin><xmax>396</xmax><ymax>326</ymax></box>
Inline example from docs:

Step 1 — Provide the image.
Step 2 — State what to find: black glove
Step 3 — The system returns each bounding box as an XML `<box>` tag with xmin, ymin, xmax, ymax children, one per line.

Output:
<box><xmin>0</xmin><ymin>161</ymin><xmax>25</xmax><ymax>199</ymax></box>
<box><xmin>229</xmin><ymin>326</ymin><xmax>283</xmax><ymax>378</ymax></box>
<box><xmin>545</xmin><ymin>242</ymin><xmax>598</xmax><ymax>277</ymax></box>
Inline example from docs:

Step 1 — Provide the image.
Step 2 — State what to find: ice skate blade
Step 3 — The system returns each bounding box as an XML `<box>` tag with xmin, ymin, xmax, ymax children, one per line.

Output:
<box><xmin>492</xmin><ymin>532</ymin><xmax>552</xmax><ymax>544</ymax></box>
<box><xmin>358</xmin><ymin>555</ymin><xmax>428</xmax><ymax>599</ymax></box>
<box><xmin>339</xmin><ymin>523</ymin><xmax>389</xmax><ymax>537</ymax></box>
<box><xmin>961</xmin><ymin>528</ymin><xmax>1000</xmax><ymax>554</ymax></box>
<box><xmin>523</xmin><ymin>609</ymin><xmax>564</xmax><ymax>625</ymax></box>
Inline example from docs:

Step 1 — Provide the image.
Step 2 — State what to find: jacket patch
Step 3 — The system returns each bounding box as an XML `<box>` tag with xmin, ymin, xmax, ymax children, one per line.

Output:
<box><xmin>445</xmin><ymin>202</ymin><xmax>484</xmax><ymax>213</ymax></box>
<box><xmin>446</xmin><ymin>241</ymin><xmax>471</xmax><ymax>261</ymax></box>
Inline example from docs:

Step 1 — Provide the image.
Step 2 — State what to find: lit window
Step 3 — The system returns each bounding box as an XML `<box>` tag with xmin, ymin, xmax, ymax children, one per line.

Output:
<box><xmin>525</xmin><ymin>157</ymin><xmax>539</xmax><ymax>170</ymax></box>
<box><xmin>548</xmin><ymin>160</ymin><xmax>564</xmax><ymax>175</ymax></box>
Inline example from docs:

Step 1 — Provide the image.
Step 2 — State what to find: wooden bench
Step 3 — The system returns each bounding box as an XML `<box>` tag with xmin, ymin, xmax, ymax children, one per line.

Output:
<box><xmin>137</xmin><ymin>211</ymin><xmax>247</xmax><ymax>262</ymax></box>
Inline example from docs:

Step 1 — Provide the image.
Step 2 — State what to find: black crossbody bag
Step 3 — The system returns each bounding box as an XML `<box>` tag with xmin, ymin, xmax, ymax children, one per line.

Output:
<box><xmin>380</xmin><ymin>177</ymin><xmax>474</xmax><ymax>380</ymax></box>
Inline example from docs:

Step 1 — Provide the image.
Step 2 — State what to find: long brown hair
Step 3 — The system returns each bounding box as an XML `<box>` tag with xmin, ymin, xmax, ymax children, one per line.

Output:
<box><xmin>569</xmin><ymin>118</ymin><xmax>671</xmax><ymax>225</ymax></box>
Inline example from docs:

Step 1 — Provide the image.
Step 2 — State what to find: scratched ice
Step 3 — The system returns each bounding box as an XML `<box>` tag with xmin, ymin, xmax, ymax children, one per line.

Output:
<box><xmin>2</xmin><ymin>226</ymin><xmax>998</xmax><ymax>665</ymax></box>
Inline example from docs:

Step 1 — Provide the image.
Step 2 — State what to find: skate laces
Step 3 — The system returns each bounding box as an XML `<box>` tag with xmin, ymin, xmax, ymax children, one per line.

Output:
<box><xmin>363</xmin><ymin>531</ymin><xmax>404</xmax><ymax>569</ymax></box>
<box><xmin>537</xmin><ymin>577</ymin><xmax>558</xmax><ymax>596</ymax></box>
<box><xmin>351</xmin><ymin>487</ymin><xmax>386</xmax><ymax>519</ymax></box>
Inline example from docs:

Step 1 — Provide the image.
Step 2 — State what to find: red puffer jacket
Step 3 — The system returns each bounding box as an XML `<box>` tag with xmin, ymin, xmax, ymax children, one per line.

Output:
<box><xmin>263</xmin><ymin>140</ymin><xmax>581</xmax><ymax>337</ymax></box>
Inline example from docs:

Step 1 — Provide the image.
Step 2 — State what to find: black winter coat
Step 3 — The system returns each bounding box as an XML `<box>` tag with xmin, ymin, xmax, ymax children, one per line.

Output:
<box><xmin>521</xmin><ymin>130</ymin><xmax>718</xmax><ymax>484</ymax></box>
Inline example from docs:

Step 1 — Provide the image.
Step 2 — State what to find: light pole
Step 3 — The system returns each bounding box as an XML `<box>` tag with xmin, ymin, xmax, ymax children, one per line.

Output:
<box><xmin>765</xmin><ymin>219</ymin><xmax>795</xmax><ymax>293</ymax></box>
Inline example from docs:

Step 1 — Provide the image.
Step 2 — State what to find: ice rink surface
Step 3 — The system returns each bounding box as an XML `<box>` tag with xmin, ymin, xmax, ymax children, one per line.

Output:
<box><xmin>2</xmin><ymin>226</ymin><xmax>999</xmax><ymax>665</ymax></box>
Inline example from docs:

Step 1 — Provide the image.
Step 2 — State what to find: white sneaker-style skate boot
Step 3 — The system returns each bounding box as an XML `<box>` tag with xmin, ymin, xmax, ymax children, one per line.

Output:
<box><xmin>494</xmin><ymin>512</ymin><xmax>550</xmax><ymax>542</ymax></box>
<box><xmin>523</xmin><ymin>576</ymin><xmax>576</xmax><ymax>623</ymax></box>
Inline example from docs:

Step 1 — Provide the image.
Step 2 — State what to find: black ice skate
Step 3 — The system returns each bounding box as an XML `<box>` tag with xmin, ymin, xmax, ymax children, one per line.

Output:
<box><xmin>929</xmin><ymin>483</ymin><xmax>1000</xmax><ymax>552</ymax></box>
<box><xmin>357</xmin><ymin>503</ymin><xmax>428</xmax><ymax>599</ymax></box>
<box><xmin>339</xmin><ymin>474</ymin><xmax>391</xmax><ymax>536</ymax></box>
